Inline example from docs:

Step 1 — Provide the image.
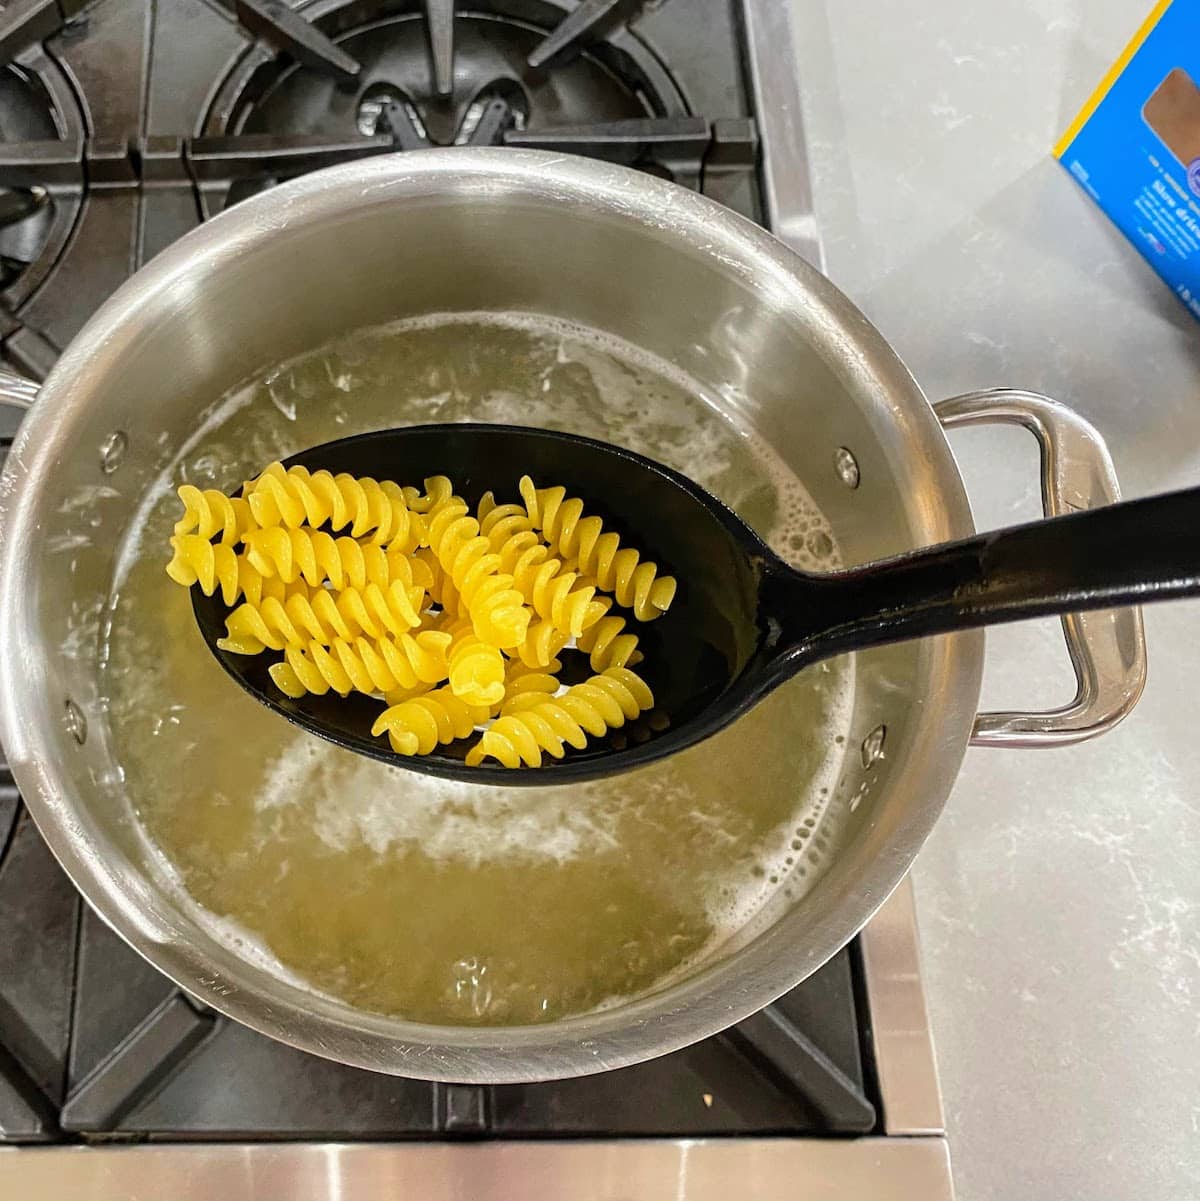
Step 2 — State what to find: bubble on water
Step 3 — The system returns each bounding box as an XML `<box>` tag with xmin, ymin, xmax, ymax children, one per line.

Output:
<box><xmin>806</xmin><ymin>529</ymin><xmax>834</xmax><ymax>560</ymax></box>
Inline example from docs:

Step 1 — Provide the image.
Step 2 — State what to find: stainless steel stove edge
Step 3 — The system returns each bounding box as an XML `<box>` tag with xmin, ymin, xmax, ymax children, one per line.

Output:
<box><xmin>862</xmin><ymin>877</ymin><xmax>946</xmax><ymax>1137</ymax></box>
<box><xmin>740</xmin><ymin>0</ymin><xmax>823</xmax><ymax>270</ymax></box>
<box><xmin>0</xmin><ymin>1135</ymin><xmax>953</xmax><ymax>1200</ymax></box>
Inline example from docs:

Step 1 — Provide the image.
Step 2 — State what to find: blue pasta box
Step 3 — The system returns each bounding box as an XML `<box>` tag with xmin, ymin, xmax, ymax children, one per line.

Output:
<box><xmin>1055</xmin><ymin>0</ymin><xmax>1200</xmax><ymax>319</ymax></box>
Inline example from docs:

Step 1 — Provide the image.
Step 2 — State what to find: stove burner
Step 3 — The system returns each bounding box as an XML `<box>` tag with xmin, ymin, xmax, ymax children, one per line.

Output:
<box><xmin>211</xmin><ymin>0</ymin><xmax>687</xmax><ymax>134</ymax></box>
<box><xmin>196</xmin><ymin>0</ymin><xmax>734</xmax><ymax>211</ymax></box>
<box><xmin>229</xmin><ymin>10</ymin><xmax>674</xmax><ymax>143</ymax></box>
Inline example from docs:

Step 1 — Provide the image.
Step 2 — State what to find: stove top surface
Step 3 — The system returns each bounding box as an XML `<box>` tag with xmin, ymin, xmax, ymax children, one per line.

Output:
<box><xmin>0</xmin><ymin>6</ymin><xmax>945</xmax><ymax>1192</ymax></box>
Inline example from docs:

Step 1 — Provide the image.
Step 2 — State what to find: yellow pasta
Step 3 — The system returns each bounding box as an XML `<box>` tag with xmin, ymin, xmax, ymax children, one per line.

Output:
<box><xmin>519</xmin><ymin>476</ymin><xmax>677</xmax><ymax>621</ymax></box>
<box><xmin>478</xmin><ymin>491</ymin><xmax>606</xmax><ymax>637</ymax></box>
<box><xmin>413</xmin><ymin>546</ymin><xmax>460</xmax><ymax>612</ymax></box>
<box><xmin>508</xmin><ymin>619</ymin><xmax>570</xmax><ymax>669</ymax></box>
<box><xmin>243</xmin><ymin>527</ymin><xmax>421</xmax><ymax>592</ymax></box>
<box><xmin>167</xmin><ymin>534</ymin><xmax>285</xmax><ymax>608</ymax></box>
<box><xmin>401</xmin><ymin>474</ymin><xmax>453</xmax><ymax>515</ymax></box>
<box><xmin>167</xmin><ymin>461</ymin><xmax>675</xmax><ymax>769</ymax></box>
<box><xmin>444</xmin><ymin>619</ymin><xmax>506</xmax><ymax>707</ymax></box>
<box><xmin>268</xmin><ymin>630</ymin><xmax>452</xmax><ymax>698</ymax></box>
<box><xmin>494</xmin><ymin>656</ymin><xmax>561</xmax><ymax>715</ymax></box>
<box><xmin>246</xmin><ymin>463</ymin><xmax>423</xmax><ymax>551</ymax></box>
<box><xmin>464</xmin><ymin>667</ymin><xmax>655</xmax><ymax>768</ymax></box>
<box><xmin>424</xmin><ymin>481</ymin><xmax>531</xmax><ymax>649</ymax></box>
<box><xmin>174</xmin><ymin>485</ymin><xmax>257</xmax><ymax>544</ymax></box>
<box><xmin>371</xmin><ymin>686</ymin><xmax>490</xmax><ymax>755</ymax></box>
<box><xmin>218</xmin><ymin>578</ymin><xmax>425</xmax><ymax>654</ymax></box>
<box><xmin>575</xmin><ymin>610</ymin><xmax>643</xmax><ymax>672</ymax></box>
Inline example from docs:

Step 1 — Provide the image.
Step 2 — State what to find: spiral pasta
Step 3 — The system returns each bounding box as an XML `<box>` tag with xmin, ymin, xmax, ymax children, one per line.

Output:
<box><xmin>508</xmin><ymin>619</ymin><xmax>570</xmax><ymax>670</ymax></box>
<box><xmin>245</xmin><ymin>462</ymin><xmax>423</xmax><ymax>552</ymax></box>
<box><xmin>167</xmin><ymin>534</ymin><xmax>285</xmax><ymax>608</ymax></box>
<box><xmin>218</xmin><ymin>577</ymin><xmax>427</xmax><ymax>655</ymax></box>
<box><xmin>400</xmin><ymin>474</ymin><xmax>454</xmax><ymax>515</ymax></box>
<box><xmin>478</xmin><ymin>491</ymin><xmax>607</xmax><ymax>637</ymax></box>
<box><xmin>413</xmin><ymin>546</ymin><xmax>460</xmax><ymax>613</ymax></box>
<box><xmin>444</xmin><ymin>620</ymin><xmax>506</xmax><ymax>707</ymax></box>
<box><xmin>465</xmin><ymin>668</ymin><xmax>655</xmax><ymax>768</ymax></box>
<box><xmin>424</xmin><ymin>482</ymin><xmax>531</xmax><ymax>649</ymax></box>
<box><xmin>243</xmin><ymin>526</ymin><xmax>423</xmax><ymax>593</ymax></box>
<box><xmin>371</xmin><ymin>686</ymin><xmax>490</xmax><ymax>755</ymax></box>
<box><xmin>498</xmin><ymin>657</ymin><xmax>561</xmax><ymax>714</ymax></box>
<box><xmin>575</xmin><ymin>611</ymin><xmax>643</xmax><ymax>672</ymax></box>
<box><xmin>519</xmin><ymin>476</ymin><xmax>676</xmax><ymax>622</ymax></box>
<box><xmin>268</xmin><ymin>629</ymin><xmax>452</xmax><ymax>698</ymax></box>
<box><xmin>174</xmin><ymin>485</ymin><xmax>257</xmax><ymax>544</ymax></box>
<box><xmin>167</xmin><ymin>460</ymin><xmax>677</xmax><ymax>769</ymax></box>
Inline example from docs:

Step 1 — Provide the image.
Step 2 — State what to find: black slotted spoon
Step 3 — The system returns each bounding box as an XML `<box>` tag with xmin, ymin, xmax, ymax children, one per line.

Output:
<box><xmin>191</xmin><ymin>423</ymin><xmax>1199</xmax><ymax>785</ymax></box>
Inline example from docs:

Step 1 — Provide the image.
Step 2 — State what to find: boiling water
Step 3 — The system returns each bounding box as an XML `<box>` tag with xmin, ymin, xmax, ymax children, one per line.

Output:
<box><xmin>101</xmin><ymin>314</ymin><xmax>853</xmax><ymax>1026</ymax></box>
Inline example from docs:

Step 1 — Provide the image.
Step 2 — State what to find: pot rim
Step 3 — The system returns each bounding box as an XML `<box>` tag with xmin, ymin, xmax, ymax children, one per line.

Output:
<box><xmin>0</xmin><ymin>149</ymin><xmax>983</xmax><ymax>1081</ymax></box>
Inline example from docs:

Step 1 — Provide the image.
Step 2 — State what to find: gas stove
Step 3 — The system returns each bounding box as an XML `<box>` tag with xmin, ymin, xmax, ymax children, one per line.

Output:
<box><xmin>0</xmin><ymin>3</ymin><xmax>952</xmax><ymax>1196</ymax></box>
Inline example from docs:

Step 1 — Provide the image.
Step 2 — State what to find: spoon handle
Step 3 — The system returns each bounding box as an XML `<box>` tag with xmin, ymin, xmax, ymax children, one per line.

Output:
<box><xmin>773</xmin><ymin>484</ymin><xmax>1200</xmax><ymax>665</ymax></box>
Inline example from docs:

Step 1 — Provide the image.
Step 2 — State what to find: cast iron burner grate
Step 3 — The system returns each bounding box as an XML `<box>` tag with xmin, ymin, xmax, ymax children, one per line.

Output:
<box><xmin>192</xmin><ymin>0</ymin><xmax>755</xmax><ymax>209</ymax></box>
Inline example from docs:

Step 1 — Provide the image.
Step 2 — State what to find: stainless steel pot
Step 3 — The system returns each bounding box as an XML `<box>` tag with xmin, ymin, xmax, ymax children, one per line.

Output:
<box><xmin>0</xmin><ymin>149</ymin><xmax>1146</xmax><ymax>1082</ymax></box>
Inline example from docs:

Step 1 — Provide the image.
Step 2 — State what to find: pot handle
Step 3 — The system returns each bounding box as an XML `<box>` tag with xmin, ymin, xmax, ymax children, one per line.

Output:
<box><xmin>933</xmin><ymin>388</ymin><xmax>1146</xmax><ymax>748</ymax></box>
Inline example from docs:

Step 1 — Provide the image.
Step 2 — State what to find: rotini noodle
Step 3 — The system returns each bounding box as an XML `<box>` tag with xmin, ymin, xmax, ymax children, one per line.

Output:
<box><xmin>444</xmin><ymin>620</ymin><xmax>506</xmax><ymax>707</ymax></box>
<box><xmin>477</xmin><ymin>495</ymin><xmax>605</xmax><ymax>637</ymax></box>
<box><xmin>371</xmin><ymin>686</ymin><xmax>490</xmax><ymax>755</ymax></box>
<box><xmin>268</xmin><ymin>629</ymin><xmax>452</xmax><ymax>698</ymax></box>
<box><xmin>413</xmin><ymin>546</ymin><xmax>461</xmax><ymax>613</ymax></box>
<box><xmin>465</xmin><ymin>667</ymin><xmax>655</xmax><ymax>767</ymax></box>
<box><xmin>508</xmin><ymin>619</ymin><xmax>570</xmax><ymax>669</ymax></box>
<box><xmin>174</xmin><ymin>485</ymin><xmax>257</xmax><ymax>544</ymax></box>
<box><xmin>424</xmin><ymin>481</ymin><xmax>531</xmax><ymax>649</ymax></box>
<box><xmin>246</xmin><ymin>462</ymin><xmax>422</xmax><ymax>551</ymax></box>
<box><xmin>400</xmin><ymin>474</ymin><xmax>454</xmax><ymax>515</ymax></box>
<box><xmin>519</xmin><ymin>476</ymin><xmax>677</xmax><ymax>621</ymax></box>
<box><xmin>218</xmin><ymin>578</ymin><xmax>426</xmax><ymax>655</ymax></box>
<box><xmin>498</xmin><ymin>661</ymin><xmax>561</xmax><ymax>714</ymax></box>
<box><xmin>505</xmin><ymin>653</ymin><xmax>564</xmax><ymax>680</ymax></box>
<box><xmin>575</xmin><ymin>611</ymin><xmax>643</xmax><ymax>672</ymax></box>
<box><xmin>167</xmin><ymin>534</ymin><xmax>285</xmax><ymax>608</ymax></box>
<box><xmin>244</xmin><ymin>526</ymin><xmax>422</xmax><ymax>593</ymax></box>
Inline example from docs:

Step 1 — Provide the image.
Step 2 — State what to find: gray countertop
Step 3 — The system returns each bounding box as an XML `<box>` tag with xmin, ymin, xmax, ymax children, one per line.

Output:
<box><xmin>788</xmin><ymin>3</ymin><xmax>1200</xmax><ymax>1198</ymax></box>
